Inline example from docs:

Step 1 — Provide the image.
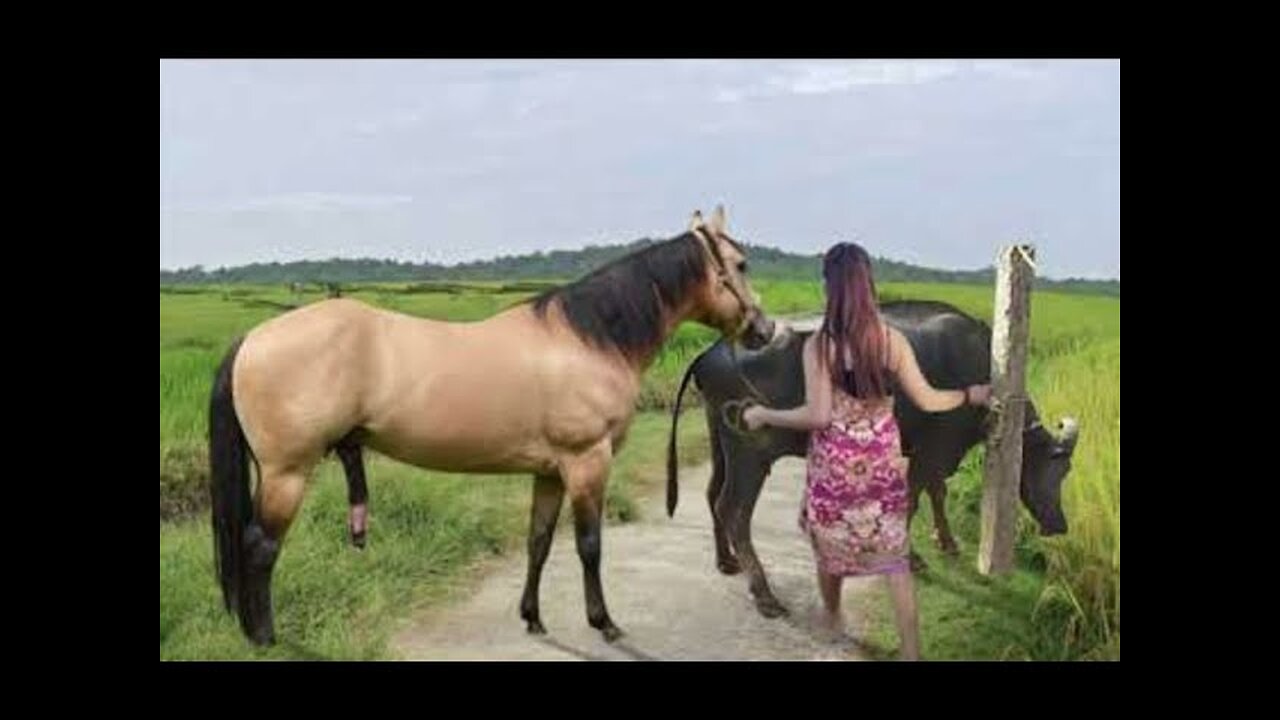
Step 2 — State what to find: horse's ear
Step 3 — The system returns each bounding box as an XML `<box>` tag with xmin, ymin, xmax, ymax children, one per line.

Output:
<box><xmin>711</xmin><ymin>204</ymin><xmax>727</xmax><ymax>233</ymax></box>
<box><xmin>688</xmin><ymin>210</ymin><xmax>704</xmax><ymax>232</ymax></box>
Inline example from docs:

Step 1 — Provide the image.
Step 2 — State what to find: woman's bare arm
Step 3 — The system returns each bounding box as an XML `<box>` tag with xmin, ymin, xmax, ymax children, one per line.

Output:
<box><xmin>744</xmin><ymin>335</ymin><xmax>833</xmax><ymax>431</ymax></box>
<box><xmin>887</xmin><ymin>327</ymin><xmax>984</xmax><ymax>412</ymax></box>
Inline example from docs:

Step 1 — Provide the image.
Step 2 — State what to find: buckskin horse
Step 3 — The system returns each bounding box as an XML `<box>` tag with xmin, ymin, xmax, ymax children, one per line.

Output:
<box><xmin>208</xmin><ymin>207</ymin><xmax>777</xmax><ymax>645</ymax></box>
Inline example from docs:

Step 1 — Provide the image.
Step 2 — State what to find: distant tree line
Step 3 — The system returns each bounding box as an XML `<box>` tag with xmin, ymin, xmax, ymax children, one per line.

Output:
<box><xmin>160</xmin><ymin>239</ymin><xmax>1119</xmax><ymax>297</ymax></box>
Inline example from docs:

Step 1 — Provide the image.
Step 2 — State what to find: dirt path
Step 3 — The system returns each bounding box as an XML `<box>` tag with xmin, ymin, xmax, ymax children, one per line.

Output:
<box><xmin>391</xmin><ymin>457</ymin><xmax>888</xmax><ymax>660</ymax></box>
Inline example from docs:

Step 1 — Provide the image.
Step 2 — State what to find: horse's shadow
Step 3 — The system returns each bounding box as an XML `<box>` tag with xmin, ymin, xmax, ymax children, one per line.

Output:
<box><xmin>532</xmin><ymin>635</ymin><xmax>659</xmax><ymax>662</ymax></box>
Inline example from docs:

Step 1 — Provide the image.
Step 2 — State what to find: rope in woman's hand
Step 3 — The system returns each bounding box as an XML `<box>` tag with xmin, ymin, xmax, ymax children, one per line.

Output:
<box><xmin>720</xmin><ymin>398</ymin><xmax>772</xmax><ymax>447</ymax></box>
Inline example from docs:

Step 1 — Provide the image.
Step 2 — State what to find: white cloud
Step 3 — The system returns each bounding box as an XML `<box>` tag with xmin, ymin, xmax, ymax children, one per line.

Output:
<box><xmin>970</xmin><ymin>60</ymin><xmax>1046</xmax><ymax>80</ymax></box>
<box><xmin>354</xmin><ymin>109</ymin><xmax>426</xmax><ymax>137</ymax></box>
<box><xmin>788</xmin><ymin>61</ymin><xmax>962</xmax><ymax>93</ymax></box>
<box><xmin>160</xmin><ymin>60</ymin><xmax>1119</xmax><ymax>278</ymax></box>
<box><xmin>711</xmin><ymin>60</ymin><xmax>1060</xmax><ymax>104</ymax></box>
<box><xmin>161</xmin><ymin>193</ymin><xmax>417</xmax><ymax>269</ymax></box>
<box><xmin>234</xmin><ymin>193</ymin><xmax>414</xmax><ymax>212</ymax></box>
<box><xmin>715</xmin><ymin>60</ymin><xmax>964</xmax><ymax>103</ymax></box>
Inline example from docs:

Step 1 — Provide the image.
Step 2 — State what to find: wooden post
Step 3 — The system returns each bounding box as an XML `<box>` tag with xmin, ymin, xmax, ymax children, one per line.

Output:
<box><xmin>978</xmin><ymin>244</ymin><xmax>1035</xmax><ymax>576</ymax></box>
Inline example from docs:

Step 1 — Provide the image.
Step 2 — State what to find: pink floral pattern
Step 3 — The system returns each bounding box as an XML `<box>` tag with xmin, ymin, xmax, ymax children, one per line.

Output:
<box><xmin>800</xmin><ymin>392</ymin><xmax>911</xmax><ymax>577</ymax></box>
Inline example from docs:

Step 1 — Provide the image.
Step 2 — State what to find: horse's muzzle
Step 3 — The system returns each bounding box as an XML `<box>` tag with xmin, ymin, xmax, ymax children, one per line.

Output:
<box><xmin>739</xmin><ymin>312</ymin><xmax>776</xmax><ymax>350</ymax></box>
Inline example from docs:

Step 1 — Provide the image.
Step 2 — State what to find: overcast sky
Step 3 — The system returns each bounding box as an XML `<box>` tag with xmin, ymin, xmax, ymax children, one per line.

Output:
<box><xmin>160</xmin><ymin>59</ymin><xmax>1119</xmax><ymax>279</ymax></box>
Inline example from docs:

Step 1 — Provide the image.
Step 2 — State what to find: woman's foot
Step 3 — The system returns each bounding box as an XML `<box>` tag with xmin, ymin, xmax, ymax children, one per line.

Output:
<box><xmin>812</xmin><ymin>607</ymin><xmax>846</xmax><ymax>643</ymax></box>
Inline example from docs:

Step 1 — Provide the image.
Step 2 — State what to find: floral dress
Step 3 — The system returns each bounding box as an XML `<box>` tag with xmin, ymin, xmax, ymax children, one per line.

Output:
<box><xmin>800</xmin><ymin>390</ymin><xmax>912</xmax><ymax>577</ymax></box>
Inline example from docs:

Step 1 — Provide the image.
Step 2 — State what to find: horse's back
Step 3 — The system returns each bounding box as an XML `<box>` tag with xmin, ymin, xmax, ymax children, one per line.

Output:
<box><xmin>232</xmin><ymin>299</ymin><xmax>398</xmax><ymax>464</ymax></box>
<box><xmin>230</xmin><ymin>297</ymin><xmax>642</xmax><ymax>475</ymax></box>
<box><xmin>237</xmin><ymin>298</ymin><xmax>387</xmax><ymax>377</ymax></box>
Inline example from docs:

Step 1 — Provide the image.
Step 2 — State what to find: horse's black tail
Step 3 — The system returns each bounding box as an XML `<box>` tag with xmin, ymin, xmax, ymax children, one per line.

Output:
<box><xmin>209</xmin><ymin>337</ymin><xmax>253</xmax><ymax>625</ymax></box>
<box><xmin>666</xmin><ymin>353</ymin><xmax>702</xmax><ymax>518</ymax></box>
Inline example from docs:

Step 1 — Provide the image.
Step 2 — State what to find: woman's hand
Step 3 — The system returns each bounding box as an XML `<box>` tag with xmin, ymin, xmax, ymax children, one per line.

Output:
<box><xmin>743</xmin><ymin>404</ymin><xmax>768</xmax><ymax>431</ymax></box>
<box><xmin>966</xmin><ymin>384</ymin><xmax>994</xmax><ymax>408</ymax></box>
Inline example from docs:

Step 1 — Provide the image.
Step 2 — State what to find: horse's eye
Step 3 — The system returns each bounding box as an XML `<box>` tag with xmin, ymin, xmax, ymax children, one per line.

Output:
<box><xmin>738</xmin><ymin>261</ymin><xmax>748</xmax><ymax>274</ymax></box>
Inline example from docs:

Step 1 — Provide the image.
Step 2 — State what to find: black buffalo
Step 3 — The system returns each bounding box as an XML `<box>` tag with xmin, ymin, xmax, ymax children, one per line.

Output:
<box><xmin>666</xmin><ymin>300</ymin><xmax>1077</xmax><ymax>618</ymax></box>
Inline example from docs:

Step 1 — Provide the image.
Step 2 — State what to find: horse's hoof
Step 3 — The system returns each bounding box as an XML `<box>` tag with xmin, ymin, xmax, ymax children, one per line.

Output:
<box><xmin>600</xmin><ymin>624</ymin><xmax>624</xmax><ymax>643</ymax></box>
<box><xmin>526</xmin><ymin>619</ymin><xmax>547</xmax><ymax>635</ymax></box>
<box><xmin>351</xmin><ymin>531</ymin><xmax>366</xmax><ymax>549</ymax></box>
<box><xmin>940</xmin><ymin>543</ymin><xmax>960</xmax><ymax>557</ymax></box>
<box><xmin>716</xmin><ymin>557</ymin><xmax>742</xmax><ymax>575</ymax></box>
<box><xmin>249</xmin><ymin>626</ymin><xmax>276</xmax><ymax>646</ymax></box>
<box><xmin>756</xmin><ymin>597</ymin><xmax>790</xmax><ymax>619</ymax></box>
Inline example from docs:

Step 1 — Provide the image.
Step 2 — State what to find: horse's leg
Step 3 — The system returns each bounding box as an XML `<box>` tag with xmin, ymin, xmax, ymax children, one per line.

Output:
<box><xmin>563</xmin><ymin>442</ymin><xmax>622</xmax><ymax>642</ymax></box>
<box><xmin>928</xmin><ymin>480</ymin><xmax>959</xmax><ymax>556</ymax></box>
<box><xmin>520</xmin><ymin>472</ymin><xmax>565</xmax><ymax>635</ymax></box>
<box><xmin>722</xmin><ymin>453</ymin><xmax>786</xmax><ymax>618</ymax></box>
<box><xmin>243</xmin><ymin>465</ymin><xmax>309</xmax><ymax>645</ymax></box>
<box><xmin>334</xmin><ymin>437</ymin><xmax>369</xmax><ymax>548</ymax></box>
<box><xmin>705</xmin><ymin>412</ymin><xmax>739</xmax><ymax>575</ymax></box>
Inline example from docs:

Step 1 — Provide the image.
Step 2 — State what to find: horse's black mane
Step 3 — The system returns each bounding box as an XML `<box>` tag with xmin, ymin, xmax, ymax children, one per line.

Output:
<box><xmin>531</xmin><ymin>232</ymin><xmax>710</xmax><ymax>362</ymax></box>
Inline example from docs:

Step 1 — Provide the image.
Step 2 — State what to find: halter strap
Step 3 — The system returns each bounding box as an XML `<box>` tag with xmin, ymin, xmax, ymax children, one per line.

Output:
<box><xmin>691</xmin><ymin>226</ymin><xmax>753</xmax><ymax>327</ymax></box>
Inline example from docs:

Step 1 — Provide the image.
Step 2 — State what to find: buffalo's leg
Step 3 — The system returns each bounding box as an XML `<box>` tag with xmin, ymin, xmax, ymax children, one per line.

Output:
<box><xmin>927</xmin><ymin>481</ymin><xmax>959</xmax><ymax>556</ymax></box>
<box><xmin>706</xmin><ymin>414</ymin><xmax>740</xmax><ymax>574</ymax></box>
<box><xmin>722</xmin><ymin>452</ymin><xmax>786</xmax><ymax>618</ymax></box>
<box><xmin>907</xmin><ymin>474</ymin><xmax>928</xmax><ymax>572</ymax></box>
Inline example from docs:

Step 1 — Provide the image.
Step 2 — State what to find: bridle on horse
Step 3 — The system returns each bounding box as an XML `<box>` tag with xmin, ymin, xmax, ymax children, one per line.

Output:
<box><xmin>691</xmin><ymin>225</ymin><xmax>774</xmax><ymax>443</ymax></box>
<box><xmin>691</xmin><ymin>225</ymin><xmax>756</xmax><ymax>335</ymax></box>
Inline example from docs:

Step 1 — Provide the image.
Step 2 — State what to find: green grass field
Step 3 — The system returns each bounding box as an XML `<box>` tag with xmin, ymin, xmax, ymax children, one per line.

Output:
<box><xmin>159</xmin><ymin>279</ymin><xmax>1118</xmax><ymax>660</ymax></box>
<box><xmin>840</xmin><ymin>284</ymin><xmax>1120</xmax><ymax>660</ymax></box>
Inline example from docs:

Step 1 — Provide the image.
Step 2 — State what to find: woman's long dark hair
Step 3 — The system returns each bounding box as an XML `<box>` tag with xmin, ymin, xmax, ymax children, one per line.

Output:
<box><xmin>815</xmin><ymin>242</ymin><xmax>890</xmax><ymax>399</ymax></box>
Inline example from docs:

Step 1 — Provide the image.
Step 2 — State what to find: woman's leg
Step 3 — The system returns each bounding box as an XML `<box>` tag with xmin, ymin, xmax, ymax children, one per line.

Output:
<box><xmin>816</xmin><ymin>568</ymin><xmax>844</xmax><ymax>637</ymax></box>
<box><xmin>885</xmin><ymin>570</ymin><xmax>921</xmax><ymax>660</ymax></box>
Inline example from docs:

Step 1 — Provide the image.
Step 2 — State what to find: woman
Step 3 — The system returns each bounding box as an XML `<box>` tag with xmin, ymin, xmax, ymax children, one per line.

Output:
<box><xmin>742</xmin><ymin>242</ymin><xmax>992</xmax><ymax>660</ymax></box>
